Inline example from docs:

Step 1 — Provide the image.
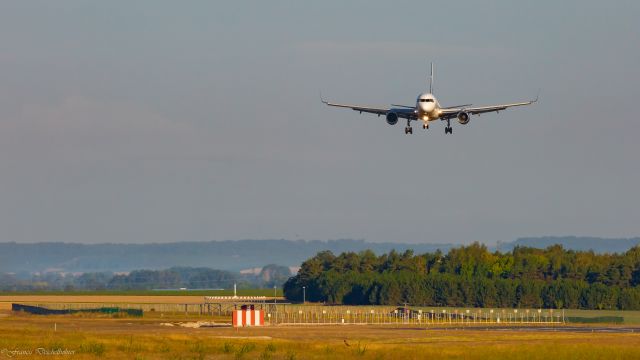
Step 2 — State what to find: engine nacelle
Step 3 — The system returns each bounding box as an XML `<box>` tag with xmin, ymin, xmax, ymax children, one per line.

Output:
<box><xmin>457</xmin><ymin>111</ymin><xmax>470</xmax><ymax>125</ymax></box>
<box><xmin>386</xmin><ymin>112</ymin><xmax>399</xmax><ymax>125</ymax></box>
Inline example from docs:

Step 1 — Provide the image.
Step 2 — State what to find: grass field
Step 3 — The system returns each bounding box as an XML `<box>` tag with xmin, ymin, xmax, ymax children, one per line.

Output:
<box><xmin>0</xmin><ymin>295</ymin><xmax>209</xmax><ymax>311</ymax></box>
<box><xmin>1</xmin><ymin>311</ymin><xmax>639</xmax><ymax>359</ymax></box>
<box><xmin>1</xmin><ymin>289</ymin><xmax>283</xmax><ymax>297</ymax></box>
<box><xmin>0</xmin><ymin>291</ymin><xmax>282</xmax><ymax>311</ymax></box>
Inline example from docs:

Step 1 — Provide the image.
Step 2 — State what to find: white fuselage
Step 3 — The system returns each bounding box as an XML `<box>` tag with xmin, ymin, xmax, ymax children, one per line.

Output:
<box><xmin>416</xmin><ymin>93</ymin><xmax>441</xmax><ymax>123</ymax></box>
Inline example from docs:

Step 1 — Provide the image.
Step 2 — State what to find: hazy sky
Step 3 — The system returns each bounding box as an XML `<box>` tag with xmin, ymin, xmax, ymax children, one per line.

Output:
<box><xmin>0</xmin><ymin>1</ymin><xmax>638</xmax><ymax>245</ymax></box>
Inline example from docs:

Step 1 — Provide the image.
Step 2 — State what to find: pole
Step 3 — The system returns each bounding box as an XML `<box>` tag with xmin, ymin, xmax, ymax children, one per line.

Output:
<box><xmin>274</xmin><ymin>286</ymin><xmax>277</xmax><ymax>304</ymax></box>
<box><xmin>303</xmin><ymin>286</ymin><xmax>306</xmax><ymax>304</ymax></box>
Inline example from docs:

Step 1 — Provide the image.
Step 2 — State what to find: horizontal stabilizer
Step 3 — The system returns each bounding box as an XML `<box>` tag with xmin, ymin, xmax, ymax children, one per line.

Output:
<box><xmin>391</xmin><ymin>104</ymin><xmax>415</xmax><ymax>109</ymax></box>
<box><xmin>442</xmin><ymin>104</ymin><xmax>472</xmax><ymax>109</ymax></box>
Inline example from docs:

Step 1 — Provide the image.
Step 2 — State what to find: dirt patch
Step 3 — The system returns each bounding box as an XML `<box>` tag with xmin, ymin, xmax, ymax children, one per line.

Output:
<box><xmin>214</xmin><ymin>336</ymin><xmax>273</xmax><ymax>339</ymax></box>
<box><xmin>161</xmin><ymin>321</ymin><xmax>231</xmax><ymax>328</ymax></box>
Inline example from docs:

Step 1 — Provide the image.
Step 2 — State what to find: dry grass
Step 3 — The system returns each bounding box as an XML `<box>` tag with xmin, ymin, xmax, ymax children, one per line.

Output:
<box><xmin>0</xmin><ymin>295</ymin><xmax>208</xmax><ymax>309</ymax></box>
<box><xmin>0</xmin><ymin>295</ymin><xmax>214</xmax><ymax>312</ymax></box>
<box><xmin>1</xmin><ymin>311</ymin><xmax>639</xmax><ymax>359</ymax></box>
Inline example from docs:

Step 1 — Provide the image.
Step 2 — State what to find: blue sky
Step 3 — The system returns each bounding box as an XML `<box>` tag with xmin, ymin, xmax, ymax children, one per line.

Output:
<box><xmin>0</xmin><ymin>1</ymin><xmax>638</xmax><ymax>244</ymax></box>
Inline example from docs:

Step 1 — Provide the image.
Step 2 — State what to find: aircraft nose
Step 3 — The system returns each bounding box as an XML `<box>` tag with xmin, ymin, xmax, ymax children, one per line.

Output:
<box><xmin>420</xmin><ymin>102</ymin><xmax>434</xmax><ymax>112</ymax></box>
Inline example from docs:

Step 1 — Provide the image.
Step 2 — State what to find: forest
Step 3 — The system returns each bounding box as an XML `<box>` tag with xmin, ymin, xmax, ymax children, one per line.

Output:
<box><xmin>283</xmin><ymin>243</ymin><xmax>640</xmax><ymax>310</ymax></box>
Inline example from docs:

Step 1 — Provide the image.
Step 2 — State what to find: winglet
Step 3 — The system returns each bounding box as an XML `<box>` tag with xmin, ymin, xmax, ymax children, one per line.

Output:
<box><xmin>320</xmin><ymin>91</ymin><xmax>328</xmax><ymax>105</ymax></box>
<box><xmin>530</xmin><ymin>89</ymin><xmax>540</xmax><ymax>104</ymax></box>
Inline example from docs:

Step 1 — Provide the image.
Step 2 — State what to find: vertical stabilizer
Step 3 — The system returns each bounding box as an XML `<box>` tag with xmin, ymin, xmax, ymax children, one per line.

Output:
<box><xmin>429</xmin><ymin>62</ymin><xmax>434</xmax><ymax>94</ymax></box>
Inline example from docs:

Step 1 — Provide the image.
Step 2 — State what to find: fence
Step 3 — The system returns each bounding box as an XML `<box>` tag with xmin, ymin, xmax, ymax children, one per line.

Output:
<box><xmin>264</xmin><ymin>306</ymin><xmax>564</xmax><ymax>325</ymax></box>
<box><xmin>13</xmin><ymin>302</ymin><xmax>565</xmax><ymax>325</ymax></box>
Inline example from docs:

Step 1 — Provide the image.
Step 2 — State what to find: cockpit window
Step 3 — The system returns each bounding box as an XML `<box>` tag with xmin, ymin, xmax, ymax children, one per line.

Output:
<box><xmin>420</xmin><ymin>99</ymin><xmax>434</xmax><ymax>102</ymax></box>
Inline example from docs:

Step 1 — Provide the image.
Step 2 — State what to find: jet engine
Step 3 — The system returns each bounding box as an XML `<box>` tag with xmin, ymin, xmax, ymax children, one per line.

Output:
<box><xmin>386</xmin><ymin>112</ymin><xmax>399</xmax><ymax>125</ymax></box>
<box><xmin>457</xmin><ymin>111</ymin><xmax>470</xmax><ymax>125</ymax></box>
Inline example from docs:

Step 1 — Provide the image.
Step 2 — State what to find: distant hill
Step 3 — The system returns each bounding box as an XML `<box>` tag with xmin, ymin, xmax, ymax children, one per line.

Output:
<box><xmin>2</xmin><ymin>237</ymin><xmax>638</xmax><ymax>274</ymax></box>
<box><xmin>498</xmin><ymin>236</ymin><xmax>640</xmax><ymax>253</ymax></box>
<box><xmin>0</xmin><ymin>239</ymin><xmax>453</xmax><ymax>273</ymax></box>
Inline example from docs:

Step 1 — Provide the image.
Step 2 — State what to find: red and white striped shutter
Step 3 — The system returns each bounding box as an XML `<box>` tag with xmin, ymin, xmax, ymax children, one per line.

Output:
<box><xmin>232</xmin><ymin>309</ymin><xmax>264</xmax><ymax>327</ymax></box>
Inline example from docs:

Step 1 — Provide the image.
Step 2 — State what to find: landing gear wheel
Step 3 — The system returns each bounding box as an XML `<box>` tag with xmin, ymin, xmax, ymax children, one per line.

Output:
<box><xmin>445</xmin><ymin>126</ymin><xmax>453</xmax><ymax>134</ymax></box>
<box><xmin>408</xmin><ymin>127</ymin><xmax>413</xmax><ymax>134</ymax></box>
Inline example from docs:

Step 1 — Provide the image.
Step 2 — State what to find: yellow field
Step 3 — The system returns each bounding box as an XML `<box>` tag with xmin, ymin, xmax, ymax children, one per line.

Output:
<box><xmin>2</xmin><ymin>296</ymin><xmax>640</xmax><ymax>359</ymax></box>
<box><xmin>1</xmin><ymin>310</ymin><xmax>640</xmax><ymax>359</ymax></box>
<box><xmin>0</xmin><ymin>295</ymin><xmax>206</xmax><ymax>310</ymax></box>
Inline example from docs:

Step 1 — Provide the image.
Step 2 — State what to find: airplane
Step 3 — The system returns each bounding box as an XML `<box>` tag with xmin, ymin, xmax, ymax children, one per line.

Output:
<box><xmin>321</xmin><ymin>63</ymin><xmax>537</xmax><ymax>134</ymax></box>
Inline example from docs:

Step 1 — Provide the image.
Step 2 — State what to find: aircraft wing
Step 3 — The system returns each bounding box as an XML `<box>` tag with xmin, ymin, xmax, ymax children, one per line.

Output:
<box><xmin>438</xmin><ymin>97</ymin><xmax>537</xmax><ymax>120</ymax></box>
<box><xmin>322</xmin><ymin>98</ymin><xmax>417</xmax><ymax>119</ymax></box>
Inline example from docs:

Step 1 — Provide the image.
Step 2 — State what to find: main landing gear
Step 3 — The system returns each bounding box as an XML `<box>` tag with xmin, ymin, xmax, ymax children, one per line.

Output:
<box><xmin>404</xmin><ymin>119</ymin><xmax>413</xmax><ymax>134</ymax></box>
<box><xmin>444</xmin><ymin>119</ymin><xmax>453</xmax><ymax>134</ymax></box>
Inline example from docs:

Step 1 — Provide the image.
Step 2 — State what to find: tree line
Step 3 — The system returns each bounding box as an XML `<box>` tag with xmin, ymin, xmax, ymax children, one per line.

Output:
<box><xmin>283</xmin><ymin>243</ymin><xmax>640</xmax><ymax>310</ymax></box>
